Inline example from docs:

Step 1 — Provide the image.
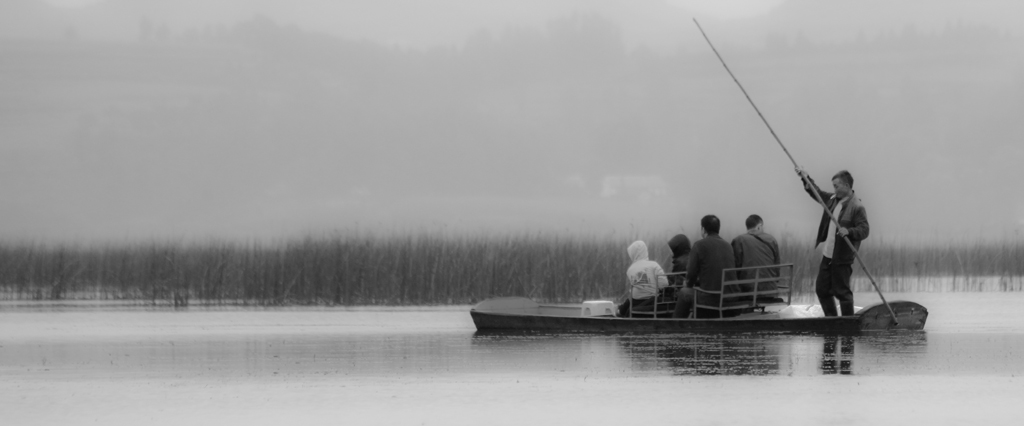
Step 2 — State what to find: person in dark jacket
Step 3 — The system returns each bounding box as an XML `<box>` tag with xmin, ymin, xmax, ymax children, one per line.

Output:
<box><xmin>731</xmin><ymin>214</ymin><xmax>781</xmax><ymax>292</ymax></box>
<box><xmin>797</xmin><ymin>168</ymin><xmax>869</xmax><ymax>317</ymax></box>
<box><xmin>666</xmin><ymin>234</ymin><xmax>691</xmax><ymax>288</ymax></box>
<box><xmin>672</xmin><ymin>215</ymin><xmax>737</xmax><ymax>319</ymax></box>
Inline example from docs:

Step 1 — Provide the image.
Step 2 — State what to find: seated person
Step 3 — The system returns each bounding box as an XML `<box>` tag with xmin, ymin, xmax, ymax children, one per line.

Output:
<box><xmin>673</xmin><ymin>215</ymin><xmax>739</xmax><ymax>319</ymax></box>
<box><xmin>665</xmin><ymin>234</ymin><xmax>691</xmax><ymax>291</ymax></box>
<box><xmin>617</xmin><ymin>240</ymin><xmax>669</xmax><ymax>317</ymax></box>
<box><xmin>731</xmin><ymin>214</ymin><xmax>781</xmax><ymax>294</ymax></box>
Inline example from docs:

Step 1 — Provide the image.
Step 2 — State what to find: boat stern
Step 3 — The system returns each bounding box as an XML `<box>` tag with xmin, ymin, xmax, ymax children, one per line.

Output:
<box><xmin>857</xmin><ymin>301</ymin><xmax>929</xmax><ymax>331</ymax></box>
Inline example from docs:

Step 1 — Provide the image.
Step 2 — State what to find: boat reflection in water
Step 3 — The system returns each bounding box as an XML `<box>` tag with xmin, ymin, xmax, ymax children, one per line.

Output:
<box><xmin>616</xmin><ymin>333</ymin><xmax>782</xmax><ymax>376</ymax></box>
<box><xmin>471</xmin><ymin>330</ymin><xmax>929</xmax><ymax>377</ymax></box>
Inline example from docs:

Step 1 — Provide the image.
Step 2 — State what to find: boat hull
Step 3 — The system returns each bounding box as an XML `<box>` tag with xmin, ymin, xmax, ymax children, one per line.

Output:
<box><xmin>470</xmin><ymin>298</ymin><xmax>927</xmax><ymax>333</ymax></box>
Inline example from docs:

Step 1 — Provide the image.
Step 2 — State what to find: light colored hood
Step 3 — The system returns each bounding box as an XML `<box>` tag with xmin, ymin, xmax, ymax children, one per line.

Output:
<box><xmin>627</xmin><ymin>240</ymin><xmax>649</xmax><ymax>264</ymax></box>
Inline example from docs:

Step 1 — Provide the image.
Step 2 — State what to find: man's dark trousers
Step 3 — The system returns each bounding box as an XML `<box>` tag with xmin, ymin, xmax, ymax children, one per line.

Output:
<box><xmin>816</xmin><ymin>256</ymin><xmax>854</xmax><ymax>316</ymax></box>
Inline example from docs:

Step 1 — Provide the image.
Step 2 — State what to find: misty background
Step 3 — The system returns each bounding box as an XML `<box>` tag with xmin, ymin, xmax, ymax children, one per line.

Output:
<box><xmin>2</xmin><ymin>0</ymin><xmax>1022</xmax><ymax>244</ymax></box>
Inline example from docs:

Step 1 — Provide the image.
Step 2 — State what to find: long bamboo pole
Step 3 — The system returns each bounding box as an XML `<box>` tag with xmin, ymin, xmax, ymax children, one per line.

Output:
<box><xmin>692</xmin><ymin>19</ymin><xmax>898</xmax><ymax>325</ymax></box>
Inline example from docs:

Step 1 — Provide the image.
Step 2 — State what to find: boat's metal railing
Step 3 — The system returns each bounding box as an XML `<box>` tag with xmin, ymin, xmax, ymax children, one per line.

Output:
<box><xmin>627</xmin><ymin>270</ymin><xmax>685</xmax><ymax>318</ymax></box>
<box><xmin>692</xmin><ymin>263</ymin><xmax>795</xmax><ymax>319</ymax></box>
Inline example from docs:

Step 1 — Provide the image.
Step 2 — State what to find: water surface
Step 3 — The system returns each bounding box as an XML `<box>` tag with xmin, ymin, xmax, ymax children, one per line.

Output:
<box><xmin>2</xmin><ymin>292</ymin><xmax>1021</xmax><ymax>425</ymax></box>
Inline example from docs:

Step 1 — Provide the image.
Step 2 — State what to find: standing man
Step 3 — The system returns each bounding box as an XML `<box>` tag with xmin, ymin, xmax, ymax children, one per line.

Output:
<box><xmin>672</xmin><ymin>215</ymin><xmax>736</xmax><ymax>319</ymax></box>
<box><xmin>797</xmin><ymin>169</ymin><xmax>869</xmax><ymax>317</ymax></box>
<box><xmin>731</xmin><ymin>214</ymin><xmax>781</xmax><ymax>292</ymax></box>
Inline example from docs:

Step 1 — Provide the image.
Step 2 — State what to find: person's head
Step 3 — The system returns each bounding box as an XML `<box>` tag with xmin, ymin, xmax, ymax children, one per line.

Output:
<box><xmin>832</xmin><ymin>170</ymin><xmax>854</xmax><ymax>199</ymax></box>
<box><xmin>668</xmin><ymin>234</ymin><xmax>691</xmax><ymax>258</ymax></box>
<box><xmin>700</xmin><ymin>215</ymin><xmax>720</xmax><ymax>236</ymax></box>
<box><xmin>627</xmin><ymin>240</ymin><xmax>649</xmax><ymax>263</ymax></box>
<box><xmin>745</xmin><ymin>214</ymin><xmax>763</xmax><ymax>231</ymax></box>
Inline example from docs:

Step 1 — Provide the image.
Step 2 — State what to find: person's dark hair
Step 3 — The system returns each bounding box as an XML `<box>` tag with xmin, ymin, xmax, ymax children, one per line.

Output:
<box><xmin>700</xmin><ymin>215</ymin><xmax>720</xmax><ymax>234</ymax></box>
<box><xmin>745</xmin><ymin>214</ymin><xmax>763</xmax><ymax>230</ymax></box>
<box><xmin>832</xmin><ymin>170</ymin><xmax>854</xmax><ymax>188</ymax></box>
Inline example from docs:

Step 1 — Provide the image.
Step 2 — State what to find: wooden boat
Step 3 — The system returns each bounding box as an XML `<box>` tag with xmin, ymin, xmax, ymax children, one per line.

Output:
<box><xmin>471</xmin><ymin>263</ymin><xmax>928</xmax><ymax>333</ymax></box>
<box><xmin>470</xmin><ymin>297</ymin><xmax>928</xmax><ymax>333</ymax></box>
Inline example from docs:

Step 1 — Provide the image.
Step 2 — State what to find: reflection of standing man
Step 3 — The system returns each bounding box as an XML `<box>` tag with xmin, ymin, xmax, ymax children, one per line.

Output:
<box><xmin>797</xmin><ymin>169</ymin><xmax>869</xmax><ymax>317</ymax></box>
<box><xmin>821</xmin><ymin>335</ymin><xmax>854</xmax><ymax>375</ymax></box>
<box><xmin>731</xmin><ymin>214</ymin><xmax>780</xmax><ymax>292</ymax></box>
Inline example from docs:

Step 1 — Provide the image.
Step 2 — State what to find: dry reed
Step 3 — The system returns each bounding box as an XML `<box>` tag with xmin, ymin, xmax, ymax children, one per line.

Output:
<box><xmin>0</xmin><ymin>233</ymin><xmax>1020</xmax><ymax>305</ymax></box>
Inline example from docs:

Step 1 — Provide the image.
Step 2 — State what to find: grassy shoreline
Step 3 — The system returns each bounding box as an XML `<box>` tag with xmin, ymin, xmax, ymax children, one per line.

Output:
<box><xmin>1</xmin><ymin>234</ymin><xmax>1021</xmax><ymax>306</ymax></box>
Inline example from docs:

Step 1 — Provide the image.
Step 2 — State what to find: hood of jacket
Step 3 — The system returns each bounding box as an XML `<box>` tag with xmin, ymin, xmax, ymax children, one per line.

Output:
<box><xmin>668</xmin><ymin>234</ymin><xmax>691</xmax><ymax>258</ymax></box>
<box><xmin>627</xmin><ymin>240</ymin><xmax>649</xmax><ymax>264</ymax></box>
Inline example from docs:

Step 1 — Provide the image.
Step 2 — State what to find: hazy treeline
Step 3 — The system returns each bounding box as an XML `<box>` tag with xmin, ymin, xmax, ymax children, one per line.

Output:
<box><xmin>1</xmin><ymin>234</ymin><xmax>1021</xmax><ymax>305</ymax></box>
<box><xmin>4</xmin><ymin>13</ymin><xmax>1024</xmax><ymax>240</ymax></box>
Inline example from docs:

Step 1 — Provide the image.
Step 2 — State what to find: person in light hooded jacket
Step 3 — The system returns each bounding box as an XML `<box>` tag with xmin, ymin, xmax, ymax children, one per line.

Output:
<box><xmin>617</xmin><ymin>240</ymin><xmax>669</xmax><ymax>317</ymax></box>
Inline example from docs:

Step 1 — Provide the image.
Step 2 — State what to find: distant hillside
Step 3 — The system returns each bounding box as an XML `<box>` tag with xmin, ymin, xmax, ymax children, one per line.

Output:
<box><xmin>736</xmin><ymin>0</ymin><xmax>1024</xmax><ymax>44</ymax></box>
<box><xmin>2</xmin><ymin>0</ymin><xmax>698</xmax><ymax>49</ymax></box>
<box><xmin>2</xmin><ymin>12</ymin><xmax>1022</xmax><ymax>240</ymax></box>
<box><xmin>0</xmin><ymin>0</ymin><xmax>62</xmax><ymax>39</ymax></box>
<box><xmin>6</xmin><ymin>0</ymin><xmax>1024</xmax><ymax>50</ymax></box>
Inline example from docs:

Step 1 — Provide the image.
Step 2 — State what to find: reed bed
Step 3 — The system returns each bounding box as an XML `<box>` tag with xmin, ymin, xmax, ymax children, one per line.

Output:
<box><xmin>0</xmin><ymin>233</ymin><xmax>1021</xmax><ymax>305</ymax></box>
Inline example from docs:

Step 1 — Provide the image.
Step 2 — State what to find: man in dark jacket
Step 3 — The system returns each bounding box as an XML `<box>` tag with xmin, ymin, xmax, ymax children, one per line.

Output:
<box><xmin>731</xmin><ymin>214</ymin><xmax>781</xmax><ymax>292</ymax></box>
<box><xmin>797</xmin><ymin>168</ymin><xmax>869</xmax><ymax>317</ymax></box>
<box><xmin>672</xmin><ymin>215</ymin><xmax>736</xmax><ymax>318</ymax></box>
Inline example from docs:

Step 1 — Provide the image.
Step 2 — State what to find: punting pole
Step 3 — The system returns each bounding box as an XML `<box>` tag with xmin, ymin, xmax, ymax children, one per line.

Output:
<box><xmin>691</xmin><ymin>18</ymin><xmax>899</xmax><ymax>325</ymax></box>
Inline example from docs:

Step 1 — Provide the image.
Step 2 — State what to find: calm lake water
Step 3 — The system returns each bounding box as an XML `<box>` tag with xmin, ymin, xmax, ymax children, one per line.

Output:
<box><xmin>2</xmin><ymin>292</ymin><xmax>1022</xmax><ymax>425</ymax></box>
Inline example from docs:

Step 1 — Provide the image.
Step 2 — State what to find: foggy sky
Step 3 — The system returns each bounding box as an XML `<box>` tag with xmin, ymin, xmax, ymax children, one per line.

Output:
<box><xmin>2</xmin><ymin>0</ymin><xmax>1023</xmax><ymax>243</ymax></box>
